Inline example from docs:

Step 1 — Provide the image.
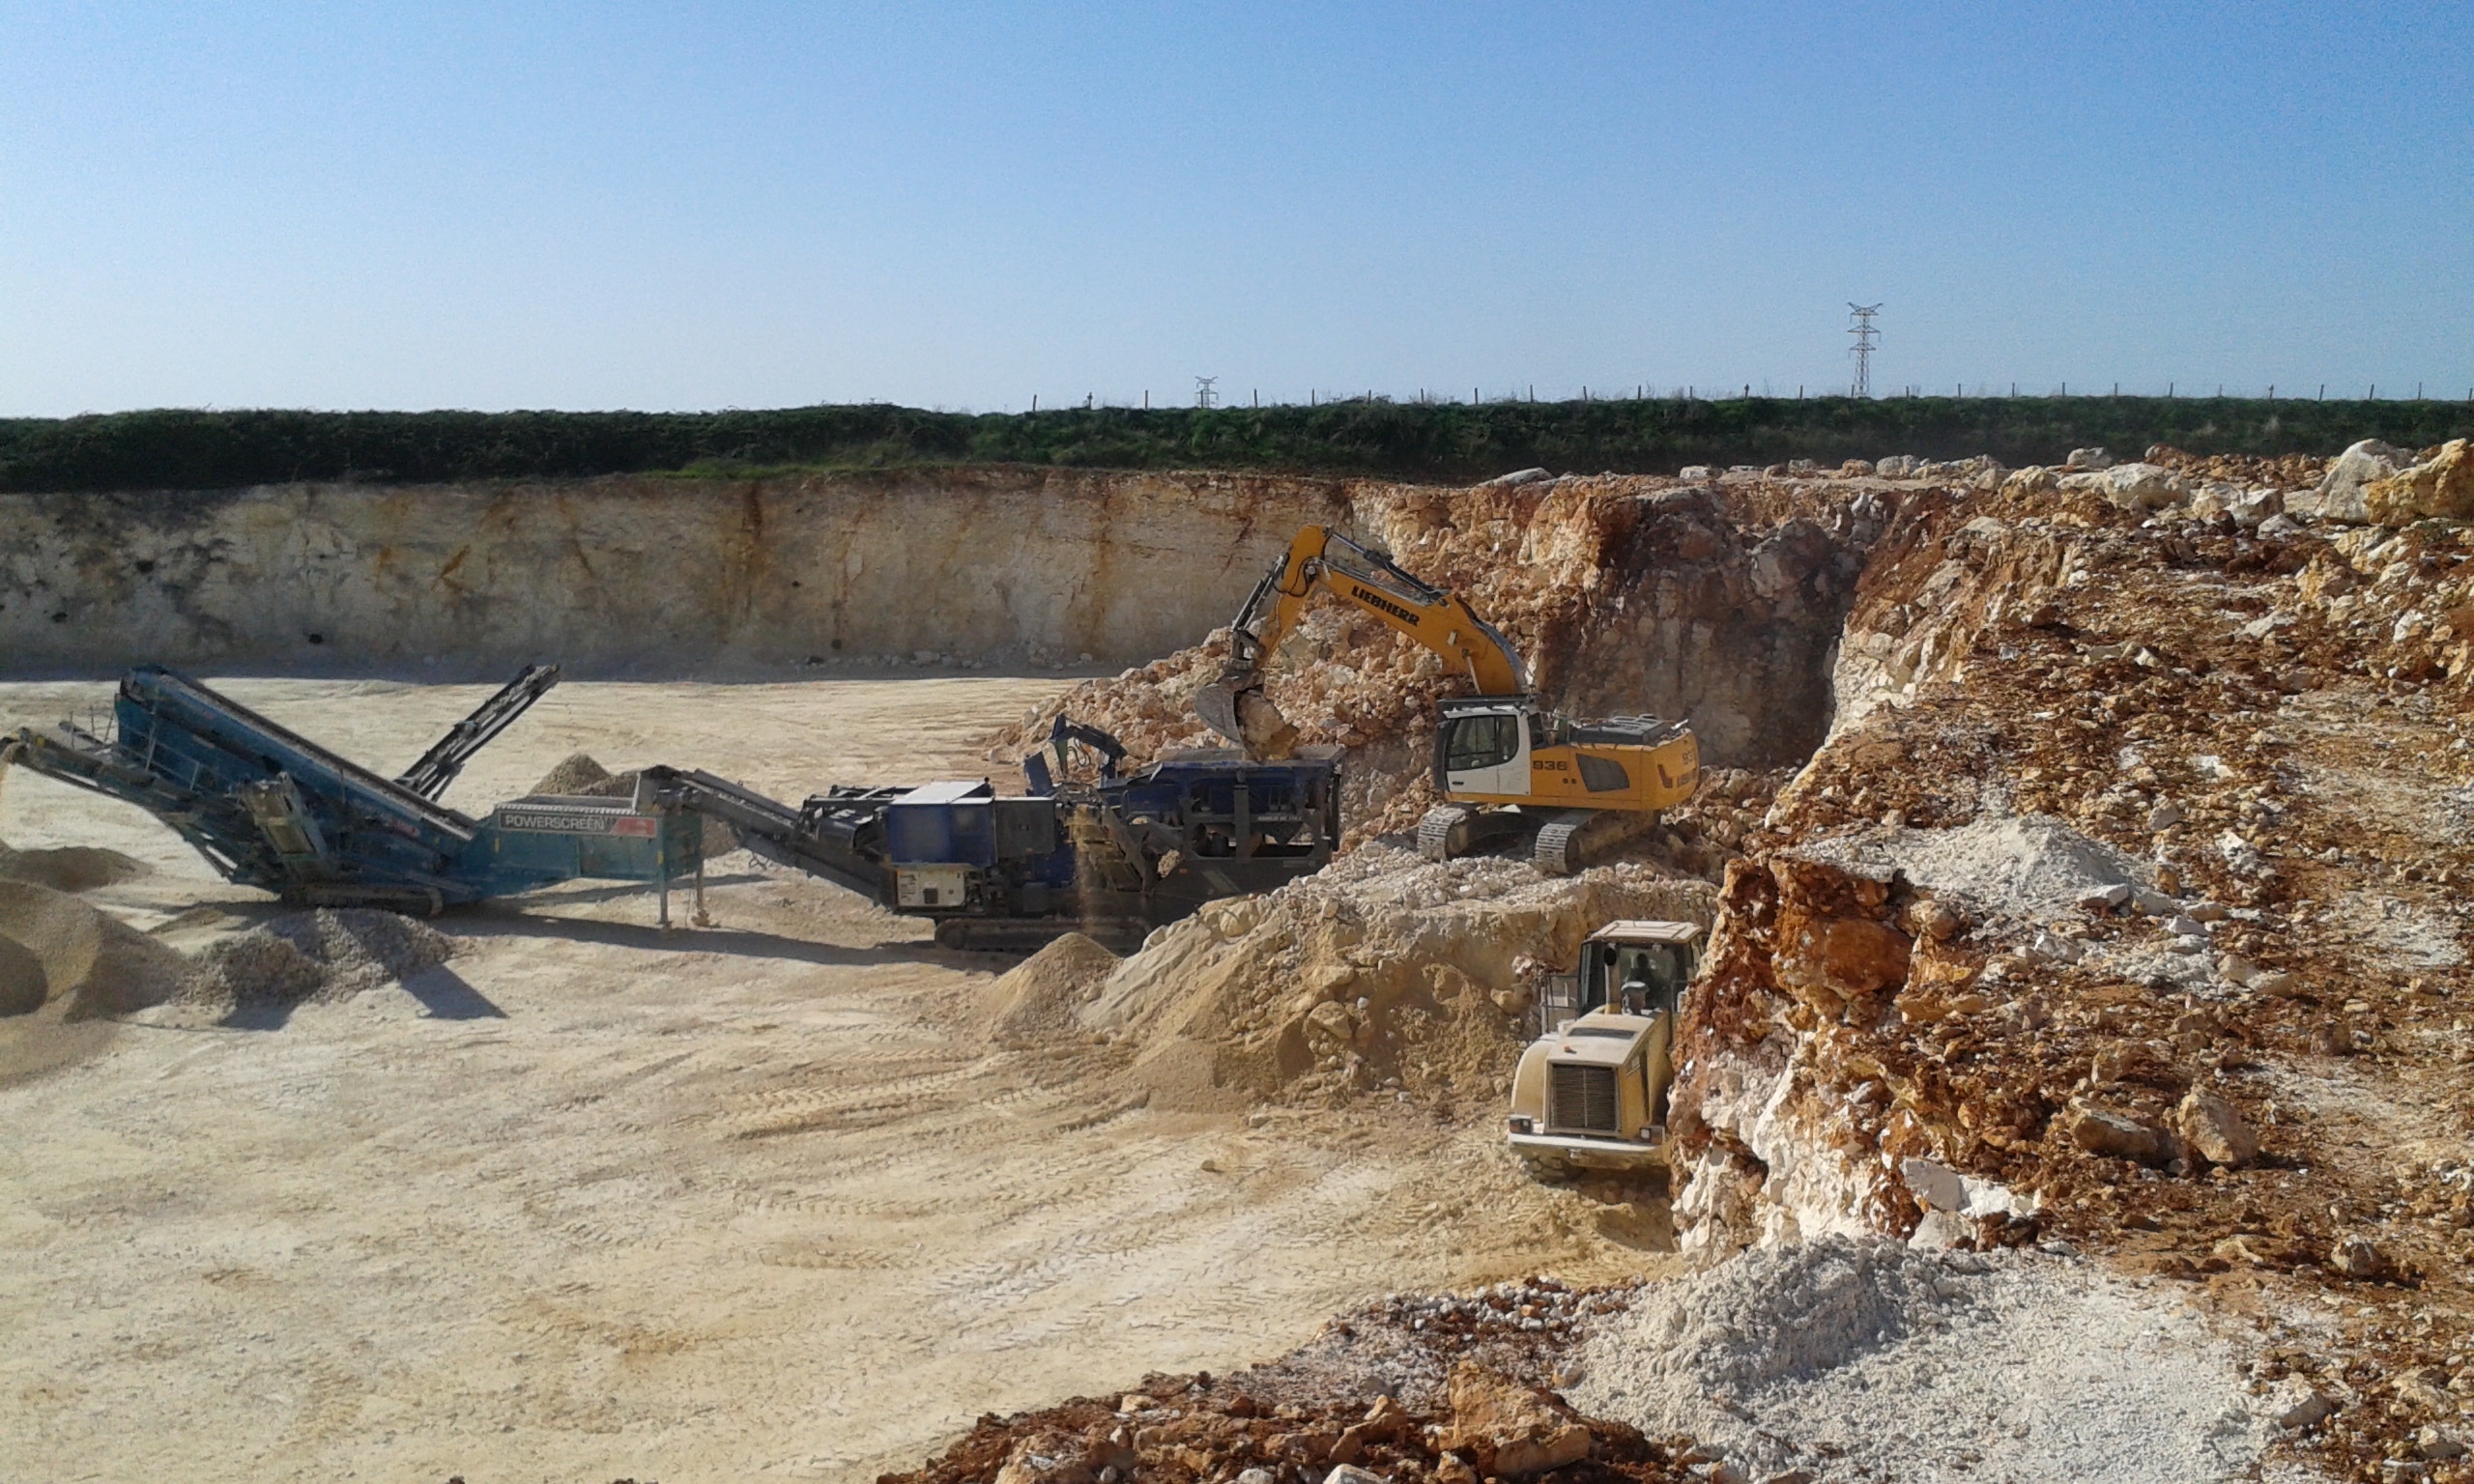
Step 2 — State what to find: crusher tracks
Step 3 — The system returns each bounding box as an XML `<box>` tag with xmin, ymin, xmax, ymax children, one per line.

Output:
<box><xmin>1532</xmin><ymin>808</ymin><xmax>1660</xmax><ymax>876</ymax></box>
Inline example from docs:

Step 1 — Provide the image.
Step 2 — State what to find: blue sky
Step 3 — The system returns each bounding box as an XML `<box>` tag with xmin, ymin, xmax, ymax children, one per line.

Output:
<box><xmin>2</xmin><ymin>3</ymin><xmax>2466</xmax><ymax>415</ymax></box>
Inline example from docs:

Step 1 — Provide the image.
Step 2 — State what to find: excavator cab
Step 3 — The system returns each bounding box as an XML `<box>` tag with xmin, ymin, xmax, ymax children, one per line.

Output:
<box><xmin>1435</xmin><ymin>699</ymin><xmax>1534</xmax><ymax>797</ymax></box>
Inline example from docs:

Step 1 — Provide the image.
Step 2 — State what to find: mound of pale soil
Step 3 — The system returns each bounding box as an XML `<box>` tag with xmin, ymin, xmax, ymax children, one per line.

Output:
<box><xmin>0</xmin><ymin>842</ymin><xmax>150</xmax><ymax>894</ymax></box>
<box><xmin>0</xmin><ymin>880</ymin><xmax>187</xmax><ymax>1019</ymax></box>
<box><xmin>181</xmin><ymin>909</ymin><xmax>455</xmax><ymax>1013</ymax></box>
<box><xmin>532</xmin><ymin>752</ymin><xmax>617</xmax><ymax>795</ymax></box>
<box><xmin>527</xmin><ymin>754</ymin><xmax>737</xmax><ymax>854</ymax></box>
<box><xmin>1079</xmin><ymin>846</ymin><xmax>1717</xmax><ymax>1111</ymax></box>
<box><xmin>979</xmin><ymin>932</ymin><xmax>1120</xmax><ymax>1045</ymax></box>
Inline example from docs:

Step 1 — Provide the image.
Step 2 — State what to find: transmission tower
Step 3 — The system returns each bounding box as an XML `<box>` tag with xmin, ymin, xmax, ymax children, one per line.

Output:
<box><xmin>1847</xmin><ymin>303</ymin><xmax>1881</xmax><ymax>398</ymax></box>
<box><xmin>1194</xmin><ymin>376</ymin><xmax>1219</xmax><ymax>409</ymax></box>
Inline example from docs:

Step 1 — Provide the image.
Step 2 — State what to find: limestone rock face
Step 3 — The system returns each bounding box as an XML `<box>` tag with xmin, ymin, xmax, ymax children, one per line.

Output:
<box><xmin>2366</xmin><ymin>439</ymin><xmax>2474</xmax><ymax>526</ymax></box>
<box><xmin>0</xmin><ymin>468</ymin><xmax>1352</xmax><ymax>673</ymax></box>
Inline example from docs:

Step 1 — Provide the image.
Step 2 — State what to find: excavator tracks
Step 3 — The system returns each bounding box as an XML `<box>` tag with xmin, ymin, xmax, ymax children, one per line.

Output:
<box><xmin>1532</xmin><ymin>808</ymin><xmax>1659</xmax><ymax>876</ymax></box>
<box><xmin>1416</xmin><ymin>805</ymin><xmax>1477</xmax><ymax>862</ymax></box>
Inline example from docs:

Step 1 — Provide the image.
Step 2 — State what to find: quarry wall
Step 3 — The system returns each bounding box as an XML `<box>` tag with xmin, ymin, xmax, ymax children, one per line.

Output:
<box><xmin>0</xmin><ymin>469</ymin><xmax>1352</xmax><ymax>676</ymax></box>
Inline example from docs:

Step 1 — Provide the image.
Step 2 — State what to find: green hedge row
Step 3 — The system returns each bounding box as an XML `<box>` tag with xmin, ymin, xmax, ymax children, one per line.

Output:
<box><xmin>5</xmin><ymin>396</ymin><xmax>2469</xmax><ymax>494</ymax></box>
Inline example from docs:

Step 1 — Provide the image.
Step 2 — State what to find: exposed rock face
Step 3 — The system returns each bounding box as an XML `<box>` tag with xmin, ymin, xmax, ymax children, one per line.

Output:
<box><xmin>1665</xmin><ymin>854</ymin><xmax>1927</xmax><ymax>1254</ymax></box>
<box><xmin>984</xmin><ymin>476</ymin><xmax>1888</xmax><ymax>842</ymax></box>
<box><xmin>0</xmin><ymin>468</ymin><xmax>1352</xmax><ymax>674</ymax></box>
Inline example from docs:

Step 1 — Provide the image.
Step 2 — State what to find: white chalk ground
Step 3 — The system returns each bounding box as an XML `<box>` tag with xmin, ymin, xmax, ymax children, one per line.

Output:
<box><xmin>0</xmin><ymin>677</ymin><xmax>1669</xmax><ymax>1484</ymax></box>
<box><xmin>1571</xmin><ymin>1237</ymin><xmax>2288</xmax><ymax>1484</ymax></box>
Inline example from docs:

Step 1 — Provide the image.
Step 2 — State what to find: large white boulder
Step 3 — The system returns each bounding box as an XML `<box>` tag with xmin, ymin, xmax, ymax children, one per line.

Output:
<box><xmin>2292</xmin><ymin>439</ymin><xmax>2401</xmax><ymax>523</ymax></box>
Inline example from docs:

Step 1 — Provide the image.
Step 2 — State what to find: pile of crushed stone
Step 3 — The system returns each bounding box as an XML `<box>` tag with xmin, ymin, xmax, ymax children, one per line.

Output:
<box><xmin>1799</xmin><ymin>809</ymin><xmax>2155</xmax><ymax>928</ymax></box>
<box><xmin>1073</xmin><ymin>844</ymin><xmax>1716</xmax><ymax>1110</ymax></box>
<box><xmin>1569</xmin><ymin>1237</ymin><xmax>2277</xmax><ymax>1484</ymax></box>
<box><xmin>0</xmin><ymin>880</ymin><xmax>187</xmax><ymax>1019</ymax></box>
<box><xmin>526</xmin><ymin>753</ymin><xmax>737</xmax><ymax>856</ymax></box>
<box><xmin>977</xmin><ymin>930</ymin><xmax>1120</xmax><ymax>1045</ymax></box>
<box><xmin>532</xmin><ymin>752</ymin><xmax>623</xmax><ymax>796</ymax></box>
<box><xmin>180</xmin><ymin>909</ymin><xmax>454</xmax><ymax>1011</ymax></box>
<box><xmin>0</xmin><ymin>842</ymin><xmax>149</xmax><ymax>894</ymax></box>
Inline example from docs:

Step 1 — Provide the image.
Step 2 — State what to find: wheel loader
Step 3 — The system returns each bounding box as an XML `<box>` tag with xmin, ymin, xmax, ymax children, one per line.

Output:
<box><xmin>1505</xmin><ymin>919</ymin><xmax>1703</xmax><ymax>1177</ymax></box>
<box><xmin>1193</xmin><ymin>525</ymin><xmax>1699</xmax><ymax>873</ymax></box>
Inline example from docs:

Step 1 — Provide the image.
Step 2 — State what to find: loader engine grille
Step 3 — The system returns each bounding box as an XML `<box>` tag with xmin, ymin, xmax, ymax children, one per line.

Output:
<box><xmin>1548</xmin><ymin>1063</ymin><xmax>1620</xmax><ymax>1135</ymax></box>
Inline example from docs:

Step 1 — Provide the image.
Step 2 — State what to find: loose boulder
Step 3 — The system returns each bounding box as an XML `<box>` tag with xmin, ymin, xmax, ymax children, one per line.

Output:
<box><xmin>2175</xmin><ymin>1088</ymin><xmax>2258</xmax><ymax>1168</ymax></box>
<box><xmin>2065</xmin><ymin>1101</ymin><xmax>2168</xmax><ymax>1163</ymax></box>
<box><xmin>2366</xmin><ymin>440</ymin><xmax>2474</xmax><ymax>526</ymax></box>
<box><xmin>1443</xmin><ymin>1363</ymin><xmax>1592</xmax><ymax>1477</ymax></box>
<box><xmin>2296</xmin><ymin>439</ymin><xmax>2402</xmax><ymax>523</ymax></box>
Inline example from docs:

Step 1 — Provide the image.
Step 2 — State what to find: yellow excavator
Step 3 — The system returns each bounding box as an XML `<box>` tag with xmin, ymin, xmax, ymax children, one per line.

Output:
<box><xmin>1193</xmin><ymin>526</ymin><xmax>1699</xmax><ymax>874</ymax></box>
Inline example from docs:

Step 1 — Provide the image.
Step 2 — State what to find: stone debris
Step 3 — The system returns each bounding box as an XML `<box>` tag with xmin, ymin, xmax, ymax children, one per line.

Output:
<box><xmin>1569</xmin><ymin>1237</ymin><xmax>2275</xmax><ymax>1484</ymax></box>
<box><xmin>2173</xmin><ymin>1087</ymin><xmax>2258</xmax><ymax>1168</ymax></box>
<box><xmin>877</xmin><ymin>1278</ymin><xmax>1691</xmax><ymax>1484</ymax></box>
<box><xmin>2303</xmin><ymin>438</ymin><xmax>2405</xmax><ymax>524</ymax></box>
<box><xmin>2366</xmin><ymin>439</ymin><xmax>2474</xmax><ymax>526</ymax></box>
<box><xmin>179</xmin><ymin>908</ymin><xmax>454</xmax><ymax>1012</ymax></box>
<box><xmin>2329</xmin><ymin>1232</ymin><xmax>2392</xmax><ymax>1281</ymax></box>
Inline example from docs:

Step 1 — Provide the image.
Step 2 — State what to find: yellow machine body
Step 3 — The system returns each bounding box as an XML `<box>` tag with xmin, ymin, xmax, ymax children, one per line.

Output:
<box><xmin>1194</xmin><ymin>525</ymin><xmax>1704</xmax><ymax>870</ymax></box>
<box><xmin>1507</xmin><ymin>919</ymin><xmax>1704</xmax><ymax>1176</ymax></box>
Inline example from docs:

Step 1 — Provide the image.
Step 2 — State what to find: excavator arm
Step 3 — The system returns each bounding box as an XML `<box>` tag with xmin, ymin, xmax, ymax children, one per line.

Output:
<box><xmin>1194</xmin><ymin>526</ymin><xmax>1524</xmax><ymax>755</ymax></box>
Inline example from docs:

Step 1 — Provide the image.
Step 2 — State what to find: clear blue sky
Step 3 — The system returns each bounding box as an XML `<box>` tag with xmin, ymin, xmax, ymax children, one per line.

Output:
<box><xmin>3</xmin><ymin>3</ymin><xmax>2466</xmax><ymax>415</ymax></box>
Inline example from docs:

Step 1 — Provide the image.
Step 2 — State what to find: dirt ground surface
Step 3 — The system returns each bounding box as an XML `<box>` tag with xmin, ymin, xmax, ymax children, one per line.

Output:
<box><xmin>0</xmin><ymin>676</ymin><xmax>1677</xmax><ymax>1484</ymax></box>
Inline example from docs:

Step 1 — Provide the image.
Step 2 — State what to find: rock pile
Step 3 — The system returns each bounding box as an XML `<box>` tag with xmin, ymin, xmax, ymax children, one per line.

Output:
<box><xmin>179</xmin><ymin>908</ymin><xmax>454</xmax><ymax>1013</ymax></box>
<box><xmin>1569</xmin><ymin>1237</ymin><xmax>2276</xmax><ymax>1484</ymax></box>
<box><xmin>0</xmin><ymin>879</ymin><xmax>187</xmax><ymax>1020</ymax></box>
<box><xmin>877</xmin><ymin>1279</ymin><xmax>1690</xmax><ymax>1484</ymax></box>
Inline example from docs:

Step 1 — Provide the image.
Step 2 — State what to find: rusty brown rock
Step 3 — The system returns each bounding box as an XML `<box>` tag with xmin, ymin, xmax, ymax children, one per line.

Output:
<box><xmin>1772</xmin><ymin>910</ymin><xmax>1912</xmax><ymax>1009</ymax></box>
<box><xmin>1443</xmin><ymin>1362</ymin><xmax>1592</xmax><ymax>1477</ymax></box>
<box><xmin>2175</xmin><ymin>1088</ymin><xmax>2258</xmax><ymax>1168</ymax></box>
<box><xmin>2065</xmin><ymin>1101</ymin><xmax>2169</xmax><ymax>1163</ymax></box>
<box><xmin>2331</xmin><ymin>1231</ymin><xmax>2390</xmax><ymax>1279</ymax></box>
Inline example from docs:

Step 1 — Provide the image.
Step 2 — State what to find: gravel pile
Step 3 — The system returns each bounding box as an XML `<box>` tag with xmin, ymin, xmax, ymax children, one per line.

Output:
<box><xmin>1801</xmin><ymin>810</ymin><xmax>2153</xmax><ymax>928</ymax></box>
<box><xmin>1569</xmin><ymin>1237</ymin><xmax>2274</xmax><ymax>1484</ymax></box>
<box><xmin>182</xmin><ymin>909</ymin><xmax>454</xmax><ymax>1010</ymax></box>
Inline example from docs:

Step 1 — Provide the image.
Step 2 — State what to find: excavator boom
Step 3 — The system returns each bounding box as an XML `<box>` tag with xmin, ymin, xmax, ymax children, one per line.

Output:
<box><xmin>1196</xmin><ymin>526</ymin><xmax>1523</xmax><ymax>751</ymax></box>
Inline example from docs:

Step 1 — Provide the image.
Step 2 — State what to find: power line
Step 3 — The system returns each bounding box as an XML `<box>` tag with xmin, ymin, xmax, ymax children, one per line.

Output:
<box><xmin>1847</xmin><ymin>303</ymin><xmax>1882</xmax><ymax>399</ymax></box>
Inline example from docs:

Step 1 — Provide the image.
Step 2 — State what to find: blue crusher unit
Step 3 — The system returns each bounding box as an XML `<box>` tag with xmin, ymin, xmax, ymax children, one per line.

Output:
<box><xmin>4</xmin><ymin>667</ymin><xmax>1339</xmax><ymax>948</ymax></box>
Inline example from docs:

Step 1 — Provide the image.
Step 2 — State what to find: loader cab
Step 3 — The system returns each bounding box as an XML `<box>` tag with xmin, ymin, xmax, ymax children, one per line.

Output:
<box><xmin>1435</xmin><ymin>697</ymin><xmax>1535</xmax><ymax>799</ymax></box>
<box><xmin>1539</xmin><ymin>919</ymin><xmax>1705</xmax><ymax>1031</ymax></box>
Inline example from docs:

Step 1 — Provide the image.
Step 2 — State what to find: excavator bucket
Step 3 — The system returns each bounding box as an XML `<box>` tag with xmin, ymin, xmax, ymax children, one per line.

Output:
<box><xmin>1192</xmin><ymin>679</ymin><xmax>1248</xmax><ymax>748</ymax></box>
